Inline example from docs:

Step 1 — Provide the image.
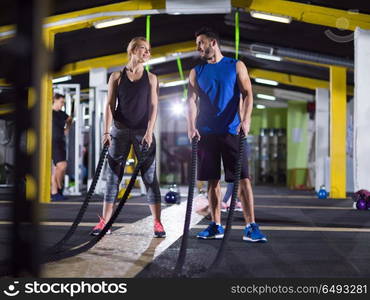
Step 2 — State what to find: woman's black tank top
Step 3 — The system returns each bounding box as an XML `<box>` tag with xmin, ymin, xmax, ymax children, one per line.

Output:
<box><xmin>113</xmin><ymin>67</ymin><xmax>150</xmax><ymax>129</ymax></box>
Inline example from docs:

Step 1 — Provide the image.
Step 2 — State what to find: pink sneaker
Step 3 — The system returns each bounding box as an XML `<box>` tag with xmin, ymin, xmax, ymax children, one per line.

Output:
<box><xmin>221</xmin><ymin>201</ymin><xmax>229</xmax><ymax>212</ymax></box>
<box><xmin>90</xmin><ymin>216</ymin><xmax>111</xmax><ymax>236</ymax></box>
<box><xmin>154</xmin><ymin>220</ymin><xmax>166</xmax><ymax>238</ymax></box>
<box><xmin>235</xmin><ymin>201</ymin><xmax>243</xmax><ymax>212</ymax></box>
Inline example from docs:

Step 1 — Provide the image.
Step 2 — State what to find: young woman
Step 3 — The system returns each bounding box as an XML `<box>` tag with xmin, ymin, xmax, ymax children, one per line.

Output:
<box><xmin>91</xmin><ymin>37</ymin><xmax>165</xmax><ymax>238</ymax></box>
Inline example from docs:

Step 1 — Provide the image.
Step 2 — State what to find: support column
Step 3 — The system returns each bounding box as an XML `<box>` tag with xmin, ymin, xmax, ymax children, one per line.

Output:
<box><xmin>89</xmin><ymin>68</ymin><xmax>107</xmax><ymax>194</ymax></box>
<box><xmin>39</xmin><ymin>29</ymin><xmax>54</xmax><ymax>203</ymax></box>
<box><xmin>315</xmin><ymin>88</ymin><xmax>330</xmax><ymax>192</ymax></box>
<box><xmin>329</xmin><ymin>66</ymin><xmax>346</xmax><ymax>198</ymax></box>
<box><xmin>11</xmin><ymin>0</ymin><xmax>49</xmax><ymax>276</ymax></box>
<box><xmin>354</xmin><ymin>28</ymin><xmax>370</xmax><ymax>192</ymax></box>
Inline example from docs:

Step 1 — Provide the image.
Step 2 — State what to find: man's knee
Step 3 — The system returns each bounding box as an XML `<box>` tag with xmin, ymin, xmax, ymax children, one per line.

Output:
<box><xmin>208</xmin><ymin>179</ymin><xmax>220</xmax><ymax>191</ymax></box>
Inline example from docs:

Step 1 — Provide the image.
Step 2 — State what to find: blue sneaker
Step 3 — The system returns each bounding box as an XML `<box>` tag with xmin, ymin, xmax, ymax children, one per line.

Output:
<box><xmin>197</xmin><ymin>222</ymin><xmax>224</xmax><ymax>239</ymax></box>
<box><xmin>243</xmin><ymin>223</ymin><xmax>267</xmax><ymax>242</ymax></box>
<box><xmin>51</xmin><ymin>193</ymin><xmax>64</xmax><ymax>201</ymax></box>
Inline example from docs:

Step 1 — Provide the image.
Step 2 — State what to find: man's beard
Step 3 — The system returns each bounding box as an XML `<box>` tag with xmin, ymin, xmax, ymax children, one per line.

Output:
<box><xmin>200</xmin><ymin>47</ymin><xmax>214</xmax><ymax>61</ymax></box>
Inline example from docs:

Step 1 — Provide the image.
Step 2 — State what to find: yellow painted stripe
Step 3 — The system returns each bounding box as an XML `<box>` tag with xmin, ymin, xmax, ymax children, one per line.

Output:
<box><xmin>43</xmin><ymin>201</ymin><xmax>163</xmax><ymax>206</ymax></box>
<box><xmin>254</xmin><ymin>194</ymin><xmax>314</xmax><ymax>199</ymax></box>
<box><xmin>0</xmin><ymin>201</ymin><xmax>168</xmax><ymax>206</ymax></box>
<box><xmin>0</xmin><ymin>79</ymin><xmax>11</xmax><ymax>86</ymax></box>
<box><xmin>0</xmin><ymin>221</ymin><xmax>128</xmax><ymax>226</ymax></box>
<box><xmin>255</xmin><ymin>204</ymin><xmax>352</xmax><ymax>210</ymax></box>
<box><xmin>330</xmin><ymin>66</ymin><xmax>347</xmax><ymax>199</ymax></box>
<box><xmin>0</xmin><ymin>200</ymin><xmax>353</xmax><ymax>210</ymax></box>
<box><xmin>193</xmin><ymin>224</ymin><xmax>370</xmax><ymax>233</ymax></box>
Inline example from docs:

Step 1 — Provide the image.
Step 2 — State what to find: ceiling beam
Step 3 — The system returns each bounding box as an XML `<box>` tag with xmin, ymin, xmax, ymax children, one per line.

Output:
<box><xmin>232</xmin><ymin>0</ymin><xmax>370</xmax><ymax>30</ymax></box>
<box><xmin>158</xmin><ymin>68</ymin><xmax>353</xmax><ymax>96</ymax></box>
<box><xmin>53</xmin><ymin>41</ymin><xmax>195</xmax><ymax>77</ymax></box>
<box><xmin>0</xmin><ymin>0</ymin><xmax>165</xmax><ymax>40</ymax></box>
<box><xmin>0</xmin><ymin>79</ymin><xmax>10</xmax><ymax>86</ymax></box>
<box><xmin>53</xmin><ymin>40</ymin><xmax>353</xmax><ymax>95</ymax></box>
<box><xmin>3</xmin><ymin>37</ymin><xmax>354</xmax><ymax>95</ymax></box>
<box><xmin>249</xmin><ymin>68</ymin><xmax>353</xmax><ymax>95</ymax></box>
<box><xmin>2</xmin><ymin>0</ymin><xmax>369</xmax><ymax>41</ymax></box>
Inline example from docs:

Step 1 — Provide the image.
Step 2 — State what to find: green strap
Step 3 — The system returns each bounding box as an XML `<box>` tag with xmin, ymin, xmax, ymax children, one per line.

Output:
<box><xmin>176</xmin><ymin>57</ymin><xmax>187</xmax><ymax>99</ymax></box>
<box><xmin>235</xmin><ymin>10</ymin><xmax>240</xmax><ymax>60</ymax></box>
<box><xmin>146</xmin><ymin>15</ymin><xmax>151</xmax><ymax>43</ymax></box>
<box><xmin>146</xmin><ymin>15</ymin><xmax>151</xmax><ymax>72</ymax></box>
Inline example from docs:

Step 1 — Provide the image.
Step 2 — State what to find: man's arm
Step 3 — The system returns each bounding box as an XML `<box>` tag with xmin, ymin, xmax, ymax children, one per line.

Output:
<box><xmin>142</xmin><ymin>72</ymin><xmax>159</xmax><ymax>147</ymax></box>
<box><xmin>236</xmin><ymin>60</ymin><xmax>254</xmax><ymax>135</ymax></box>
<box><xmin>187</xmin><ymin>68</ymin><xmax>201</xmax><ymax>140</ymax></box>
<box><xmin>64</xmin><ymin>116</ymin><xmax>73</xmax><ymax>135</ymax></box>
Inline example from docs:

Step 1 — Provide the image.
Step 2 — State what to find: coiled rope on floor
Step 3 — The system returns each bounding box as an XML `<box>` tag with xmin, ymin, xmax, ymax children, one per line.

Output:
<box><xmin>43</xmin><ymin>144</ymin><xmax>150</xmax><ymax>263</ymax></box>
<box><xmin>45</xmin><ymin>144</ymin><xmax>109</xmax><ymax>255</ymax></box>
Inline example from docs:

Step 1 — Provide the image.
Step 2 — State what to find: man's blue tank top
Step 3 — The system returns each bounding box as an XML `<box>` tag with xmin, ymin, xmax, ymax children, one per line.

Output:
<box><xmin>195</xmin><ymin>56</ymin><xmax>240</xmax><ymax>135</ymax></box>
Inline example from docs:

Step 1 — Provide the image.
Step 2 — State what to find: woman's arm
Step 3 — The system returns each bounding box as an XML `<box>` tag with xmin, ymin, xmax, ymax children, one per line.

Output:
<box><xmin>103</xmin><ymin>71</ymin><xmax>120</xmax><ymax>145</ymax></box>
<box><xmin>142</xmin><ymin>72</ymin><xmax>158</xmax><ymax>147</ymax></box>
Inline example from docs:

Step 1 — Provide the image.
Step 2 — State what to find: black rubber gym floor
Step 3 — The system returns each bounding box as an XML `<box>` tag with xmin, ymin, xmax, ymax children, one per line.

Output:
<box><xmin>136</xmin><ymin>187</ymin><xmax>370</xmax><ymax>278</ymax></box>
<box><xmin>1</xmin><ymin>186</ymin><xmax>369</xmax><ymax>278</ymax></box>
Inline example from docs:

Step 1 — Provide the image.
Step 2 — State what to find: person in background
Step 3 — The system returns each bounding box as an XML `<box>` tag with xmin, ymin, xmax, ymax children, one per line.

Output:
<box><xmin>51</xmin><ymin>93</ymin><xmax>72</xmax><ymax>201</ymax></box>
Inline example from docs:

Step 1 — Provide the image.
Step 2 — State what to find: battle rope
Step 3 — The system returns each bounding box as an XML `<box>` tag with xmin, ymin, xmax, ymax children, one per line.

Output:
<box><xmin>43</xmin><ymin>144</ymin><xmax>150</xmax><ymax>263</ymax></box>
<box><xmin>0</xmin><ymin>144</ymin><xmax>111</xmax><ymax>276</ymax></box>
<box><xmin>45</xmin><ymin>144</ymin><xmax>109</xmax><ymax>255</ymax></box>
<box><xmin>208</xmin><ymin>131</ymin><xmax>245</xmax><ymax>272</ymax></box>
<box><xmin>173</xmin><ymin>136</ymin><xmax>198</xmax><ymax>275</ymax></box>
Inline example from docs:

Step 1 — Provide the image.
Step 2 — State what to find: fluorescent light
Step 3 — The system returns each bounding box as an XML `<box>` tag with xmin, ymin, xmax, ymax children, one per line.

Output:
<box><xmin>254</xmin><ymin>78</ymin><xmax>279</xmax><ymax>86</ymax></box>
<box><xmin>255</xmin><ymin>53</ymin><xmax>282</xmax><ymax>61</ymax></box>
<box><xmin>250</xmin><ymin>11</ymin><xmax>292</xmax><ymax>24</ymax></box>
<box><xmin>143</xmin><ymin>56</ymin><xmax>167</xmax><ymax>66</ymax></box>
<box><xmin>256</xmin><ymin>104</ymin><xmax>266</xmax><ymax>109</ymax></box>
<box><xmin>257</xmin><ymin>94</ymin><xmax>276</xmax><ymax>101</ymax></box>
<box><xmin>52</xmin><ymin>75</ymin><xmax>71</xmax><ymax>83</ymax></box>
<box><xmin>171</xmin><ymin>102</ymin><xmax>184</xmax><ymax>116</ymax></box>
<box><xmin>159</xmin><ymin>79</ymin><xmax>188</xmax><ymax>88</ymax></box>
<box><xmin>94</xmin><ymin>17</ymin><xmax>134</xmax><ymax>29</ymax></box>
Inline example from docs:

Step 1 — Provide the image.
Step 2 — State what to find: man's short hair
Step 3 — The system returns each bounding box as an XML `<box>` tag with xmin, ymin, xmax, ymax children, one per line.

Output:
<box><xmin>53</xmin><ymin>93</ymin><xmax>65</xmax><ymax>101</ymax></box>
<box><xmin>195</xmin><ymin>27</ymin><xmax>221</xmax><ymax>46</ymax></box>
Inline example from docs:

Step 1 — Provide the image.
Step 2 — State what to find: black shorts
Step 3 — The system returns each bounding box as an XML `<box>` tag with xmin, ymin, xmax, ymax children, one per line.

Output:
<box><xmin>52</xmin><ymin>140</ymin><xmax>66</xmax><ymax>165</ymax></box>
<box><xmin>197</xmin><ymin>134</ymin><xmax>249</xmax><ymax>183</ymax></box>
